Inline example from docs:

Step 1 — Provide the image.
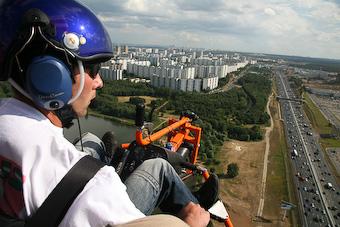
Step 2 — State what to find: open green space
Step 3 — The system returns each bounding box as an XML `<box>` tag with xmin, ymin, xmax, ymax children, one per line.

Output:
<box><xmin>303</xmin><ymin>92</ymin><xmax>333</xmax><ymax>134</ymax></box>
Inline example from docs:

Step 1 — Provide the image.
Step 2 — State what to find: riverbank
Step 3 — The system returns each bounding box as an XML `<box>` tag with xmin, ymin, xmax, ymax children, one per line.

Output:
<box><xmin>88</xmin><ymin>111</ymin><xmax>135</xmax><ymax>126</ymax></box>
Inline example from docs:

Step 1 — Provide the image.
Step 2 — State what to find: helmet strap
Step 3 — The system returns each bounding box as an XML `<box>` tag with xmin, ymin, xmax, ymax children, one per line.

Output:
<box><xmin>68</xmin><ymin>60</ymin><xmax>85</xmax><ymax>104</ymax></box>
<box><xmin>55</xmin><ymin>104</ymin><xmax>78</xmax><ymax>129</ymax></box>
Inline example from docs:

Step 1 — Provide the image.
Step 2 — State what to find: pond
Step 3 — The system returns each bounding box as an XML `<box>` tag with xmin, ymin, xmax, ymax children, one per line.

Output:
<box><xmin>63</xmin><ymin>115</ymin><xmax>136</xmax><ymax>144</ymax></box>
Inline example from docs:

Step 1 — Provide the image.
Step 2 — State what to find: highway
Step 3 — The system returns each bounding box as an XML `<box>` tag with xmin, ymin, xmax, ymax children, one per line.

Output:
<box><xmin>275</xmin><ymin>70</ymin><xmax>340</xmax><ymax>227</ymax></box>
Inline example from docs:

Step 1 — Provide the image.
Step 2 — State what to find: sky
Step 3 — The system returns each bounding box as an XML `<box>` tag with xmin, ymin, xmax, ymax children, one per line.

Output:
<box><xmin>81</xmin><ymin>0</ymin><xmax>340</xmax><ymax>60</ymax></box>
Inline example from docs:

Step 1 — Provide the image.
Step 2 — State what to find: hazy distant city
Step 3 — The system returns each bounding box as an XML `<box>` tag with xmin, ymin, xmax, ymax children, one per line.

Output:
<box><xmin>99</xmin><ymin>44</ymin><xmax>340</xmax><ymax>93</ymax></box>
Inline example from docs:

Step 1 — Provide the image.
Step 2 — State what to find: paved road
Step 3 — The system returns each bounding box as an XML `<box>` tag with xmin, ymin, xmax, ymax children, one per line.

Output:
<box><xmin>276</xmin><ymin>70</ymin><xmax>340</xmax><ymax>227</ymax></box>
<box><xmin>209</xmin><ymin>67</ymin><xmax>249</xmax><ymax>94</ymax></box>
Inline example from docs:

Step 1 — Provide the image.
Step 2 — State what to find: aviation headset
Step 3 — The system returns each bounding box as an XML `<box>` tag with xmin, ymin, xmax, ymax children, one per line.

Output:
<box><xmin>26</xmin><ymin>55</ymin><xmax>72</xmax><ymax>110</ymax></box>
<box><xmin>0</xmin><ymin>0</ymin><xmax>113</xmax><ymax>112</ymax></box>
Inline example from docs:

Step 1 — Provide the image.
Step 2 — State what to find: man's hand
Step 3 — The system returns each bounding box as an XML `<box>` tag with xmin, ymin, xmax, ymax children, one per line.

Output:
<box><xmin>178</xmin><ymin>202</ymin><xmax>210</xmax><ymax>227</ymax></box>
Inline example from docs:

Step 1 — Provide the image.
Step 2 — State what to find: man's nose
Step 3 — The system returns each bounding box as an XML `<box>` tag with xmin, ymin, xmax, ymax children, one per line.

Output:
<box><xmin>94</xmin><ymin>74</ymin><xmax>103</xmax><ymax>89</ymax></box>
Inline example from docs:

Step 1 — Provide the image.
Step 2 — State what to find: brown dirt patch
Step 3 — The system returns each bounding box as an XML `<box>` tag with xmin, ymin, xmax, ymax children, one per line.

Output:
<box><xmin>211</xmin><ymin>139</ymin><xmax>265</xmax><ymax>227</ymax></box>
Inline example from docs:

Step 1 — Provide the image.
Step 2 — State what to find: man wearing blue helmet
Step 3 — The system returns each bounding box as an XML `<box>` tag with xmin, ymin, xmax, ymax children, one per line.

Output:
<box><xmin>0</xmin><ymin>0</ymin><xmax>210</xmax><ymax>226</ymax></box>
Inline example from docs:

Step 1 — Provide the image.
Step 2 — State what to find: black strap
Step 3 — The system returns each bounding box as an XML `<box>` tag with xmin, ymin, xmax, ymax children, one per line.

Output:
<box><xmin>25</xmin><ymin>155</ymin><xmax>105</xmax><ymax>227</ymax></box>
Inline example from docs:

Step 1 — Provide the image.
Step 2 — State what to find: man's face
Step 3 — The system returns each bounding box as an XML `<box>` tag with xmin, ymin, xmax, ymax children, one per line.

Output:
<box><xmin>71</xmin><ymin>65</ymin><xmax>103</xmax><ymax>117</ymax></box>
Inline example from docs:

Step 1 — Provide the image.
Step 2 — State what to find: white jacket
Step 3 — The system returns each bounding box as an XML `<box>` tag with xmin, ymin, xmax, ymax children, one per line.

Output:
<box><xmin>0</xmin><ymin>98</ymin><xmax>145</xmax><ymax>226</ymax></box>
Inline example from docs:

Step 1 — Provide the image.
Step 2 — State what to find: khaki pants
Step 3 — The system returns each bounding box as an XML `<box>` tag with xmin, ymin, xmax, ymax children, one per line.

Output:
<box><xmin>113</xmin><ymin>215</ymin><xmax>189</xmax><ymax>227</ymax></box>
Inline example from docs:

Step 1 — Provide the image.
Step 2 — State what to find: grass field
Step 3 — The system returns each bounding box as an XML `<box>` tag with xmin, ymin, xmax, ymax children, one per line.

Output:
<box><xmin>117</xmin><ymin>96</ymin><xmax>158</xmax><ymax>109</ymax></box>
<box><xmin>303</xmin><ymin>92</ymin><xmax>333</xmax><ymax>134</ymax></box>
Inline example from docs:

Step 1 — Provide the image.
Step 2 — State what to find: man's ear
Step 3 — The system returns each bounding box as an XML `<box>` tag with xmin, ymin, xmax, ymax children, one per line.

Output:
<box><xmin>26</xmin><ymin>56</ymin><xmax>72</xmax><ymax>110</ymax></box>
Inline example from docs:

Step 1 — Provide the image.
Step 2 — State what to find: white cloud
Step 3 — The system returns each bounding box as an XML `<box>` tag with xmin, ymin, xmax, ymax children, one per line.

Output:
<box><xmin>292</xmin><ymin>0</ymin><xmax>320</xmax><ymax>9</ymax></box>
<box><xmin>309</xmin><ymin>2</ymin><xmax>340</xmax><ymax>24</ymax></box>
<box><xmin>177</xmin><ymin>31</ymin><xmax>202</xmax><ymax>42</ymax></box>
<box><xmin>84</xmin><ymin>0</ymin><xmax>340</xmax><ymax>59</ymax></box>
<box><xmin>123</xmin><ymin>0</ymin><xmax>148</xmax><ymax>13</ymax></box>
<box><xmin>263</xmin><ymin>8</ymin><xmax>276</xmax><ymax>16</ymax></box>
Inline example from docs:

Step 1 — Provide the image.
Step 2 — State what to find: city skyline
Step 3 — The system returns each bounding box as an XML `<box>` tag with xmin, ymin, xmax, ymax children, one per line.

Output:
<box><xmin>81</xmin><ymin>0</ymin><xmax>340</xmax><ymax>60</ymax></box>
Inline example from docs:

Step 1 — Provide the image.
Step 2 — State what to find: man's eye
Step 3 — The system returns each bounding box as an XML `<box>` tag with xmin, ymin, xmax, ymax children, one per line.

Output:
<box><xmin>84</xmin><ymin>63</ymin><xmax>101</xmax><ymax>78</ymax></box>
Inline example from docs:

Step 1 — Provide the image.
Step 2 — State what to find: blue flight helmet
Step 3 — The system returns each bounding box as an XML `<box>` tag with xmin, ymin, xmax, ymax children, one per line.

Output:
<box><xmin>0</xmin><ymin>0</ymin><xmax>113</xmax><ymax>110</ymax></box>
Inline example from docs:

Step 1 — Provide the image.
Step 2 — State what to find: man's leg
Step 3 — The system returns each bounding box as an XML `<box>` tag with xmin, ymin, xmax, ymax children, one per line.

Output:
<box><xmin>73</xmin><ymin>132</ymin><xmax>110</xmax><ymax>164</ymax></box>
<box><xmin>124</xmin><ymin>158</ymin><xmax>199</xmax><ymax>215</ymax></box>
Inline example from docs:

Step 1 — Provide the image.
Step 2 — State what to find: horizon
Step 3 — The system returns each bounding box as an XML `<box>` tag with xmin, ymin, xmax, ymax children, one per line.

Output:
<box><xmin>81</xmin><ymin>0</ymin><xmax>340</xmax><ymax>61</ymax></box>
<box><xmin>113</xmin><ymin>42</ymin><xmax>340</xmax><ymax>62</ymax></box>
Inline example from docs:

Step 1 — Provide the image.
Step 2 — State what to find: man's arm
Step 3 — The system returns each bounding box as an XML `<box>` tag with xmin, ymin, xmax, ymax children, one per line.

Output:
<box><xmin>179</xmin><ymin>202</ymin><xmax>210</xmax><ymax>227</ymax></box>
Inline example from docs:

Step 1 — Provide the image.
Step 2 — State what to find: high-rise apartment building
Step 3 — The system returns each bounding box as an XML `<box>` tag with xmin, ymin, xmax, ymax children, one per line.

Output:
<box><xmin>116</xmin><ymin>46</ymin><xmax>121</xmax><ymax>55</ymax></box>
<box><xmin>123</xmin><ymin>46</ymin><xmax>128</xmax><ymax>54</ymax></box>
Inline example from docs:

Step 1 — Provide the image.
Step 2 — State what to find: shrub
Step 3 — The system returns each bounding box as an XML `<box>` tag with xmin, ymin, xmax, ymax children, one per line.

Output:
<box><xmin>227</xmin><ymin>163</ymin><xmax>239</xmax><ymax>178</ymax></box>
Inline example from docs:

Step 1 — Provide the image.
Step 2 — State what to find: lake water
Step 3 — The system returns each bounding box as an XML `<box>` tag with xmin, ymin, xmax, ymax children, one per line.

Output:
<box><xmin>63</xmin><ymin>115</ymin><xmax>136</xmax><ymax>144</ymax></box>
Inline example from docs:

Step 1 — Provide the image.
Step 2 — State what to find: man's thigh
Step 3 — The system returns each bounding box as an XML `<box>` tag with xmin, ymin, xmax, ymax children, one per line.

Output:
<box><xmin>113</xmin><ymin>214</ymin><xmax>189</xmax><ymax>227</ymax></box>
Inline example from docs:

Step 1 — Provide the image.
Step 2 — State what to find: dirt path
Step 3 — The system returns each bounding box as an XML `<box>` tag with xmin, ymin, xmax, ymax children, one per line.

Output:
<box><xmin>257</xmin><ymin>93</ymin><xmax>274</xmax><ymax>217</ymax></box>
<box><xmin>155</xmin><ymin>100</ymin><xmax>169</xmax><ymax>111</ymax></box>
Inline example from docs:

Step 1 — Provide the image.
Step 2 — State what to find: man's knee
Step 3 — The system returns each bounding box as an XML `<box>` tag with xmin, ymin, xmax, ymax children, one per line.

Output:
<box><xmin>73</xmin><ymin>132</ymin><xmax>108</xmax><ymax>163</ymax></box>
<box><xmin>142</xmin><ymin>158</ymin><xmax>172</xmax><ymax>173</ymax></box>
<box><xmin>143</xmin><ymin>158</ymin><xmax>168</xmax><ymax>166</ymax></box>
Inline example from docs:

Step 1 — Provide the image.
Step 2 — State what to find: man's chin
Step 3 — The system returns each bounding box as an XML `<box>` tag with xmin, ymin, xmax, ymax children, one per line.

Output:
<box><xmin>77</xmin><ymin>109</ymin><xmax>88</xmax><ymax>118</ymax></box>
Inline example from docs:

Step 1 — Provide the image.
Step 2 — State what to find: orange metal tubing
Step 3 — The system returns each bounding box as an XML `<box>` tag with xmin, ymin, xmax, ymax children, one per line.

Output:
<box><xmin>121</xmin><ymin>143</ymin><xmax>130</xmax><ymax>149</ymax></box>
<box><xmin>225</xmin><ymin>218</ymin><xmax>233</xmax><ymax>227</ymax></box>
<box><xmin>135</xmin><ymin>117</ymin><xmax>190</xmax><ymax>146</ymax></box>
<box><xmin>169</xmin><ymin>128</ymin><xmax>190</xmax><ymax>151</ymax></box>
<box><xmin>202</xmin><ymin>170</ymin><xmax>210</xmax><ymax>180</ymax></box>
<box><xmin>120</xmin><ymin>117</ymin><xmax>190</xmax><ymax>149</ymax></box>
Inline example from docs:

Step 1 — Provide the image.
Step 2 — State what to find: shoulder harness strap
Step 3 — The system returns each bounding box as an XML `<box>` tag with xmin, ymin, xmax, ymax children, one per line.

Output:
<box><xmin>25</xmin><ymin>155</ymin><xmax>105</xmax><ymax>227</ymax></box>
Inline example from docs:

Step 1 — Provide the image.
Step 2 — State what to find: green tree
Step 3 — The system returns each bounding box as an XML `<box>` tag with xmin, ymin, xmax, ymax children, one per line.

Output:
<box><xmin>227</xmin><ymin>163</ymin><xmax>239</xmax><ymax>178</ymax></box>
<box><xmin>206</xmin><ymin>150</ymin><xmax>215</xmax><ymax>159</ymax></box>
<box><xmin>201</xmin><ymin>153</ymin><xmax>208</xmax><ymax>162</ymax></box>
<box><xmin>129</xmin><ymin>96</ymin><xmax>146</xmax><ymax>105</ymax></box>
<box><xmin>0</xmin><ymin>81</ymin><xmax>13</xmax><ymax>98</ymax></box>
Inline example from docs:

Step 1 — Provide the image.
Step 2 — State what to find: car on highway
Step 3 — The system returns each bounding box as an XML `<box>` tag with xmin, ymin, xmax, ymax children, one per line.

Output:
<box><xmin>330</xmin><ymin>206</ymin><xmax>338</xmax><ymax>211</ymax></box>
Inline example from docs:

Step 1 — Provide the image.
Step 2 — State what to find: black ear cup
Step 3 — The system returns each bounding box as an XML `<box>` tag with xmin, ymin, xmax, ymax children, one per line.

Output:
<box><xmin>26</xmin><ymin>56</ymin><xmax>72</xmax><ymax>110</ymax></box>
